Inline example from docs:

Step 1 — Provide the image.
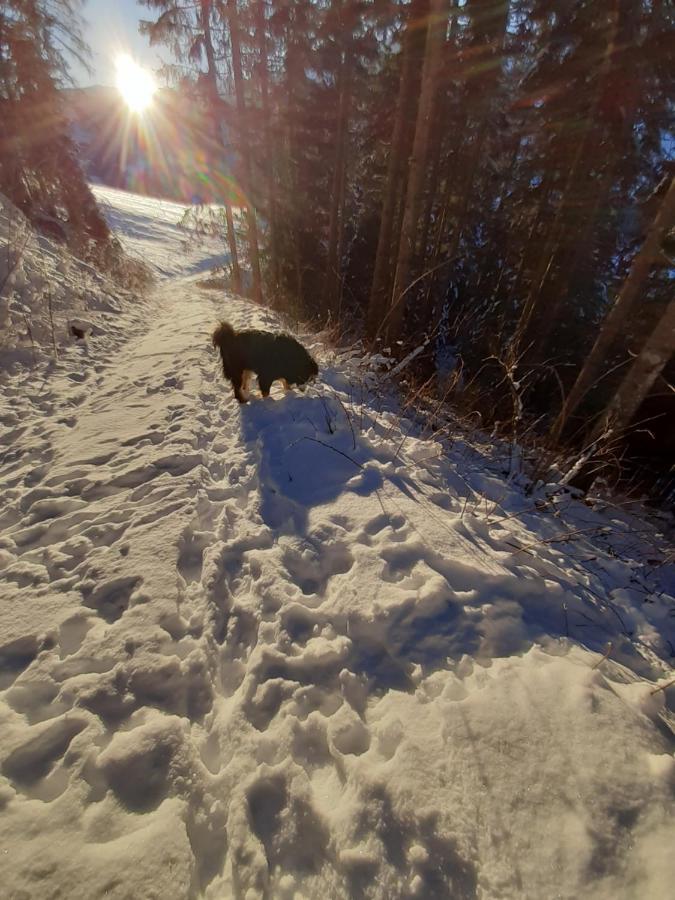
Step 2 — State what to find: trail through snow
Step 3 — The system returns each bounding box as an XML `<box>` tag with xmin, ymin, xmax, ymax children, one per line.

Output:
<box><xmin>1</xmin><ymin>187</ymin><xmax>674</xmax><ymax>900</ymax></box>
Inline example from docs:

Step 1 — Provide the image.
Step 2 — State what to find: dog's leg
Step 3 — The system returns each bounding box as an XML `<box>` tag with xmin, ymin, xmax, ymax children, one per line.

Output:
<box><xmin>242</xmin><ymin>370</ymin><xmax>256</xmax><ymax>400</ymax></box>
<box><xmin>258</xmin><ymin>375</ymin><xmax>273</xmax><ymax>398</ymax></box>
<box><xmin>232</xmin><ymin>370</ymin><xmax>247</xmax><ymax>403</ymax></box>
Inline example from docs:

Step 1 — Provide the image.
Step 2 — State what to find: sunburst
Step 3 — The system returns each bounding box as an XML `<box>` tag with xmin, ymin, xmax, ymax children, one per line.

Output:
<box><xmin>115</xmin><ymin>54</ymin><xmax>156</xmax><ymax>113</ymax></box>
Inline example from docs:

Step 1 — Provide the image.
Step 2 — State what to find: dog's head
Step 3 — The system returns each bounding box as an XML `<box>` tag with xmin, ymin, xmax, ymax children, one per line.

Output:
<box><xmin>296</xmin><ymin>355</ymin><xmax>319</xmax><ymax>388</ymax></box>
<box><xmin>212</xmin><ymin>321</ymin><xmax>235</xmax><ymax>349</ymax></box>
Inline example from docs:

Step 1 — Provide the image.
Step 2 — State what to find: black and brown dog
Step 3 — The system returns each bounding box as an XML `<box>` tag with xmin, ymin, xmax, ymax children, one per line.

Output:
<box><xmin>212</xmin><ymin>321</ymin><xmax>318</xmax><ymax>403</ymax></box>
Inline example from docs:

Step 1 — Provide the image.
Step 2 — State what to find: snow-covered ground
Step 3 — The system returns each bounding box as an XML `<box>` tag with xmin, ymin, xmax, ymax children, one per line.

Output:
<box><xmin>1</xmin><ymin>186</ymin><xmax>674</xmax><ymax>900</ymax></box>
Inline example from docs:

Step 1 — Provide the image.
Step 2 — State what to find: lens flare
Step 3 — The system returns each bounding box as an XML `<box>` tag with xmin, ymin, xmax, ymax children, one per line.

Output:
<box><xmin>115</xmin><ymin>55</ymin><xmax>156</xmax><ymax>113</ymax></box>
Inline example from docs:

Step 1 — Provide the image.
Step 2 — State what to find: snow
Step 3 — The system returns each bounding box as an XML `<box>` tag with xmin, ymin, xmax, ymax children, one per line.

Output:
<box><xmin>1</xmin><ymin>185</ymin><xmax>674</xmax><ymax>899</ymax></box>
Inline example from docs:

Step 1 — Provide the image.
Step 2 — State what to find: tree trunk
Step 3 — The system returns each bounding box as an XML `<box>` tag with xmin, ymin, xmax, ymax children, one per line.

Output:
<box><xmin>227</xmin><ymin>0</ymin><xmax>263</xmax><ymax>304</ymax></box>
<box><xmin>326</xmin><ymin>8</ymin><xmax>351</xmax><ymax>317</ymax></box>
<box><xmin>419</xmin><ymin>124</ymin><xmax>466</xmax><ymax>322</ymax></box>
<box><xmin>415</xmin><ymin>99</ymin><xmax>444</xmax><ymax>272</ymax></box>
<box><xmin>490</xmin><ymin>135</ymin><xmax>525</xmax><ymax>302</ymax></box>
<box><xmin>335</xmin><ymin>119</ymin><xmax>349</xmax><ymax>316</ymax></box>
<box><xmin>383</xmin><ymin>0</ymin><xmax>448</xmax><ymax>346</ymax></box>
<box><xmin>568</xmin><ymin>296</ymin><xmax>675</xmax><ymax>493</ymax></box>
<box><xmin>596</xmin><ymin>297</ymin><xmax>675</xmax><ymax>437</ymax></box>
<box><xmin>422</xmin><ymin>0</ymin><xmax>507</xmax><ymax>333</ymax></box>
<box><xmin>429</xmin><ymin>117</ymin><xmax>488</xmax><ymax>331</ymax></box>
<box><xmin>366</xmin><ymin>0</ymin><xmax>429</xmax><ymax>340</ymax></box>
<box><xmin>552</xmin><ymin>175</ymin><xmax>675</xmax><ymax>442</ymax></box>
<box><xmin>284</xmin><ymin>24</ymin><xmax>303</xmax><ymax>303</ymax></box>
<box><xmin>415</xmin><ymin>0</ymin><xmax>457</xmax><ymax>275</ymax></box>
<box><xmin>201</xmin><ymin>0</ymin><xmax>241</xmax><ymax>294</ymax></box>
<box><xmin>255</xmin><ymin>0</ymin><xmax>279</xmax><ymax>291</ymax></box>
<box><xmin>514</xmin><ymin>1</ymin><xmax>619</xmax><ymax>359</ymax></box>
<box><xmin>223</xmin><ymin>201</ymin><xmax>241</xmax><ymax>290</ymax></box>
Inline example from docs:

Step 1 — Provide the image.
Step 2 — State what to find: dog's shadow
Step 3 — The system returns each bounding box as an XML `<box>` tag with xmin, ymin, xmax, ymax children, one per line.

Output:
<box><xmin>239</xmin><ymin>390</ymin><xmax>382</xmax><ymax>534</ymax></box>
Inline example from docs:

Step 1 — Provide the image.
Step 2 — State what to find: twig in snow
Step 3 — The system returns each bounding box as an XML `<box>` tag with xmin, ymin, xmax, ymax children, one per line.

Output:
<box><xmin>484</xmin><ymin>491</ymin><xmax>510</xmax><ymax>521</ymax></box>
<box><xmin>319</xmin><ymin>396</ymin><xmax>335</xmax><ymax>434</ymax></box>
<box><xmin>487</xmin><ymin>497</ymin><xmax>539</xmax><ymax>526</ymax></box>
<box><xmin>488</xmin><ymin>352</ymin><xmax>526</xmax><ymax>479</ymax></box>
<box><xmin>329</xmin><ymin>389</ymin><xmax>357</xmax><ymax>450</ymax></box>
<box><xmin>386</xmin><ymin>372</ymin><xmax>435</xmax><ymax>444</ymax></box>
<box><xmin>302</xmin><ymin>413</ymin><xmax>320</xmax><ymax>432</ymax></box>
<box><xmin>650</xmin><ymin>676</ymin><xmax>675</xmax><ymax>695</ymax></box>
<box><xmin>591</xmin><ymin>642</ymin><xmax>613</xmax><ymax>669</ymax></box>
<box><xmin>0</xmin><ymin>212</ymin><xmax>31</xmax><ymax>300</ymax></box>
<box><xmin>397</xmin><ymin>374</ymin><xmax>459</xmax><ymax>458</ymax></box>
<box><xmin>387</xmin><ymin>335</ymin><xmax>433</xmax><ymax>379</ymax></box>
<box><xmin>289</xmin><ymin>436</ymin><xmax>363</xmax><ymax>470</ymax></box>
<box><xmin>573</xmin><ymin>609</ymin><xmax>613</xmax><ymax>636</ymax></box>
<box><xmin>509</xmin><ymin>525</ymin><xmax>607</xmax><ymax>554</ymax></box>
<box><xmin>46</xmin><ymin>288</ymin><xmax>58</xmax><ymax>359</ymax></box>
<box><xmin>21</xmin><ymin>312</ymin><xmax>37</xmax><ymax>364</ymax></box>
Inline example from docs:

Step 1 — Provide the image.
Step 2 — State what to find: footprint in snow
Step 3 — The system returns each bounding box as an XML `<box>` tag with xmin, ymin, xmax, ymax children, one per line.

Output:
<box><xmin>1</xmin><ymin>715</ymin><xmax>87</xmax><ymax>789</ymax></box>
<box><xmin>82</xmin><ymin>574</ymin><xmax>142</xmax><ymax>623</ymax></box>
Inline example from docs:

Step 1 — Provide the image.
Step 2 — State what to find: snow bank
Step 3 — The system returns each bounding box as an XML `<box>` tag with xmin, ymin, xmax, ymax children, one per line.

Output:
<box><xmin>0</xmin><ymin>187</ymin><xmax>673</xmax><ymax>899</ymax></box>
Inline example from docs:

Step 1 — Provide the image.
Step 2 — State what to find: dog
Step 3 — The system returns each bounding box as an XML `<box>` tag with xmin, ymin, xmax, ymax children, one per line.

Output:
<box><xmin>212</xmin><ymin>321</ymin><xmax>318</xmax><ymax>403</ymax></box>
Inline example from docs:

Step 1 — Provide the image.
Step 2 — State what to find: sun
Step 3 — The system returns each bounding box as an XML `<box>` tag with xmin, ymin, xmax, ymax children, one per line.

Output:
<box><xmin>115</xmin><ymin>55</ymin><xmax>156</xmax><ymax>113</ymax></box>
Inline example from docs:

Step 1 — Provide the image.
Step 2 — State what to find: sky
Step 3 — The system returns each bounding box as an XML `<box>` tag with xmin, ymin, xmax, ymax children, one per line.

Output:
<box><xmin>71</xmin><ymin>0</ymin><xmax>169</xmax><ymax>87</ymax></box>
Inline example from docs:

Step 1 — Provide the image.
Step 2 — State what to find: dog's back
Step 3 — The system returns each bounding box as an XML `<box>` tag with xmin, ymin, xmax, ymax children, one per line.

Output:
<box><xmin>235</xmin><ymin>329</ymin><xmax>284</xmax><ymax>368</ymax></box>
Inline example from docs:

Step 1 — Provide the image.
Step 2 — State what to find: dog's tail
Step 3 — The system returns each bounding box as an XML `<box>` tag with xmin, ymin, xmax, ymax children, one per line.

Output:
<box><xmin>212</xmin><ymin>321</ymin><xmax>235</xmax><ymax>350</ymax></box>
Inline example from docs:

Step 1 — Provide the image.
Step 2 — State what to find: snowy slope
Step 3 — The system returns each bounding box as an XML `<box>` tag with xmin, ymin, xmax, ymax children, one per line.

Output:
<box><xmin>92</xmin><ymin>185</ymin><xmax>231</xmax><ymax>279</ymax></box>
<box><xmin>0</xmin><ymin>190</ymin><xmax>151</xmax><ymax>366</ymax></box>
<box><xmin>1</xmin><ymin>186</ymin><xmax>674</xmax><ymax>900</ymax></box>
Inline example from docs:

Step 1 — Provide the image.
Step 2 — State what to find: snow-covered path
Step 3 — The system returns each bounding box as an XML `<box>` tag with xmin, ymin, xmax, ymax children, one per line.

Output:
<box><xmin>1</xmin><ymin>188</ymin><xmax>674</xmax><ymax>899</ymax></box>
